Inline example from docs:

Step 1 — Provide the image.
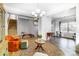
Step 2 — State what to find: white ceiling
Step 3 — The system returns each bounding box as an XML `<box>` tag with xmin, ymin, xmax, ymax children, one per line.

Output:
<box><xmin>3</xmin><ymin>3</ymin><xmax>76</xmax><ymax>17</ymax></box>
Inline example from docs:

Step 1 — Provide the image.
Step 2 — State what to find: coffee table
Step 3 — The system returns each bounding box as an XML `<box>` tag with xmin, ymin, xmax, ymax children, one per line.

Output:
<box><xmin>35</xmin><ymin>39</ymin><xmax>45</xmax><ymax>52</ymax></box>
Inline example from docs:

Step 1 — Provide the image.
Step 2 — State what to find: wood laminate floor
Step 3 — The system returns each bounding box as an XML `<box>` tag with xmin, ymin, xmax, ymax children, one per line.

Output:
<box><xmin>6</xmin><ymin>37</ymin><xmax>64</xmax><ymax>56</ymax></box>
<box><xmin>1</xmin><ymin>37</ymin><xmax>77</xmax><ymax>56</ymax></box>
<box><xmin>50</xmin><ymin>37</ymin><xmax>77</xmax><ymax>56</ymax></box>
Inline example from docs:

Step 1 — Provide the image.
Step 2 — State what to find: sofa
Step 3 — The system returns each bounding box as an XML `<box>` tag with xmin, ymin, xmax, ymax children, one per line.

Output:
<box><xmin>61</xmin><ymin>32</ymin><xmax>75</xmax><ymax>39</ymax></box>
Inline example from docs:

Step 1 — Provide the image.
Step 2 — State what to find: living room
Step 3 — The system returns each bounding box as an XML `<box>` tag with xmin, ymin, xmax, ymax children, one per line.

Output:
<box><xmin>0</xmin><ymin>3</ymin><xmax>78</xmax><ymax>56</ymax></box>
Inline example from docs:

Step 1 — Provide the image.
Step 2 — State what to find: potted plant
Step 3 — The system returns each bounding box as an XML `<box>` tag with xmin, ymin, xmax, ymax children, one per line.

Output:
<box><xmin>37</xmin><ymin>34</ymin><xmax>42</xmax><ymax>40</ymax></box>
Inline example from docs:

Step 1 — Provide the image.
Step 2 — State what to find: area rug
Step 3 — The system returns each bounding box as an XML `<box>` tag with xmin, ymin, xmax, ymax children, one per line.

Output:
<box><xmin>33</xmin><ymin>52</ymin><xmax>48</xmax><ymax>56</ymax></box>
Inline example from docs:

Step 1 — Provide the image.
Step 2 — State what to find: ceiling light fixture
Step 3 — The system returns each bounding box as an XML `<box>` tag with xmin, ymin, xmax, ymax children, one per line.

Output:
<box><xmin>32</xmin><ymin>9</ymin><xmax>46</xmax><ymax>18</ymax></box>
<box><xmin>32</xmin><ymin>9</ymin><xmax>46</xmax><ymax>26</ymax></box>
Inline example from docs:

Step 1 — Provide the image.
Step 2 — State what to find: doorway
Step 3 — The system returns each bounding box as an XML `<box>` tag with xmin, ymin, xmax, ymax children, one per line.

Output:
<box><xmin>8</xmin><ymin>19</ymin><xmax>17</xmax><ymax>35</ymax></box>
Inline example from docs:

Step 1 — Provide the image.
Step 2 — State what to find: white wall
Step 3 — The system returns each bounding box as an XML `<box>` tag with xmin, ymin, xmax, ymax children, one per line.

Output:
<box><xmin>41</xmin><ymin>16</ymin><xmax>52</xmax><ymax>40</ymax></box>
<box><xmin>5</xmin><ymin>13</ymin><xmax>9</xmax><ymax>35</ymax></box>
<box><xmin>76</xmin><ymin>4</ymin><xmax>79</xmax><ymax>45</ymax></box>
<box><xmin>17</xmin><ymin>19</ymin><xmax>29</xmax><ymax>34</ymax></box>
<box><xmin>17</xmin><ymin>18</ymin><xmax>37</xmax><ymax>37</ymax></box>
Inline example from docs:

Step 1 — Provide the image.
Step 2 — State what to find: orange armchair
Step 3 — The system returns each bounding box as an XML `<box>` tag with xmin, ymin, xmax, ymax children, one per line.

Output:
<box><xmin>5</xmin><ymin>35</ymin><xmax>20</xmax><ymax>52</ymax></box>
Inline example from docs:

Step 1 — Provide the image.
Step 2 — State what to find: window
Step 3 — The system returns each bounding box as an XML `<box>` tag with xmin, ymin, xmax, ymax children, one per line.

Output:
<box><xmin>69</xmin><ymin>22</ymin><xmax>76</xmax><ymax>33</ymax></box>
<box><xmin>61</xmin><ymin>23</ymin><xmax>68</xmax><ymax>32</ymax></box>
<box><xmin>61</xmin><ymin>21</ymin><xmax>76</xmax><ymax>33</ymax></box>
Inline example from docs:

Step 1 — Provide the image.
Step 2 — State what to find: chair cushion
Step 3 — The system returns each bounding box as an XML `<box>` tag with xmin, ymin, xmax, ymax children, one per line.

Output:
<box><xmin>20</xmin><ymin>42</ymin><xmax>27</xmax><ymax>49</ymax></box>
